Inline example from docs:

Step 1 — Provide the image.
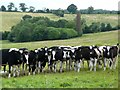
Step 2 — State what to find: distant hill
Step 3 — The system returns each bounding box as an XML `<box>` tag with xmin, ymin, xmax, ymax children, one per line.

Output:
<box><xmin>0</xmin><ymin>12</ymin><xmax>118</xmax><ymax>31</ymax></box>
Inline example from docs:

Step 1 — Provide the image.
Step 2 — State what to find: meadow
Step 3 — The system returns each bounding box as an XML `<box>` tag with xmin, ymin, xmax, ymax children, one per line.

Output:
<box><xmin>0</xmin><ymin>12</ymin><xmax>119</xmax><ymax>88</ymax></box>
<box><xmin>1</xmin><ymin>30</ymin><xmax>119</xmax><ymax>88</ymax></box>
<box><xmin>0</xmin><ymin>12</ymin><xmax>118</xmax><ymax>31</ymax></box>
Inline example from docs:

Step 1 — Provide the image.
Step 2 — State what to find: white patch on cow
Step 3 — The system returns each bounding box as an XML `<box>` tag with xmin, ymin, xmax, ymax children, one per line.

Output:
<box><xmin>19</xmin><ymin>50</ymin><xmax>23</xmax><ymax>54</ymax></box>
<box><xmin>45</xmin><ymin>48</ymin><xmax>47</xmax><ymax>51</ymax></box>
<box><xmin>107</xmin><ymin>46</ymin><xmax>110</xmax><ymax>55</ymax></box>
<box><xmin>71</xmin><ymin>49</ymin><xmax>75</xmax><ymax>53</ymax></box>
<box><xmin>25</xmin><ymin>55</ymin><xmax>29</xmax><ymax>64</ymax></box>
<box><xmin>89</xmin><ymin>46</ymin><xmax>92</xmax><ymax>49</ymax></box>
<box><xmin>9</xmin><ymin>48</ymin><xmax>19</xmax><ymax>52</ymax></box>
<box><xmin>94</xmin><ymin>48</ymin><xmax>100</xmax><ymax>56</ymax></box>
<box><xmin>45</xmin><ymin>52</ymin><xmax>48</xmax><ymax>56</ymax></box>
<box><xmin>63</xmin><ymin>51</ymin><xmax>66</xmax><ymax>59</ymax></box>
<box><xmin>52</xmin><ymin>51</ymin><xmax>56</xmax><ymax>60</ymax></box>
<box><xmin>35</xmin><ymin>50</ymin><xmax>38</xmax><ymax>53</ymax></box>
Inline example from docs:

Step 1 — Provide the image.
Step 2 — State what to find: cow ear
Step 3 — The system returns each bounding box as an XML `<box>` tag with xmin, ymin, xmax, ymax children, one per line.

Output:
<box><xmin>117</xmin><ymin>43</ymin><xmax>119</xmax><ymax>46</ymax></box>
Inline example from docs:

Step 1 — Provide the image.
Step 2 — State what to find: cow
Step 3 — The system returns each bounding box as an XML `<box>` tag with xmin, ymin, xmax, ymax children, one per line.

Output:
<box><xmin>48</xmin><ymin>46</ymin><xmax>72</xmax><ymax>73</ymax></box>
<box><xmin>102</xmin><ymin>44</ymin><xmax>119</xmax><ymax>70</ymax></box>
<box><xmin>1</xmin><ymin>49</ymin><xmax>9</xmax><ymax>73</ymax></box>
<box><xmin>28</xmin><ymin>50</ymin><xmax>37</xmax><ymax>75</ymax></box>
<box><xmin>74</xmin><ymin>46</ymin><xmax>101</xmax><ymax>72</ymax></box>
<box><xmin>7</xmin><ymin>48</ymin><xmax>23</xmax><ymax>78</ymax></box>
<box><xmin>35</xmin><ymin>47</ymin><xmax>49</xmax><ymax>73</ymax></box>
<box><xmin>19</xmin><ymin>48</ymin><xmax>29</xmax><ymax>75</ymax></box>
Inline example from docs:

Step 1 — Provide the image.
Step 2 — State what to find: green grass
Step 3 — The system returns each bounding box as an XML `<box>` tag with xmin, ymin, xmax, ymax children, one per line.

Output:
<box><xmin>2</xmin><ymin>68</ymin><xmax>118</xmax><ymax>88</ymax></box>
<box><xmin>1</xmin><ymin>30</ymin><xmax>119</xmax><ymax>88</ymax></box>
<box><xmin>0</xmin><ymin>12</ymin><xmax>118</xmax><ymax>31</ymax></box>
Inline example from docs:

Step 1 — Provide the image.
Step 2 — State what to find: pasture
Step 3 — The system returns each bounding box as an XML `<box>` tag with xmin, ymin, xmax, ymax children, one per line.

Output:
<box><xmin>0</xmin><ymin>12</ymin><xmax>118</xmax><ymax>31</ymax></box>
<box><xmin>1</xmin><ymin>30</ymin><xmax>119</xmax><ymax>88</ymax></box>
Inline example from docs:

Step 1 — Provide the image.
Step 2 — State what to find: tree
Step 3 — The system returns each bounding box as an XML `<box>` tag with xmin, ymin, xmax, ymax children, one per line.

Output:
<box><xmin>1</xmin><ymin>5</ymin><xmax>6</xmax><ymax>11</ymax></box>
<box><xmin>88</xmin><ymin>6</ymin><xmax>94</xmax><ymax>14</ymax></box>
<box><xmin>67</xmin><ymin>4</ymin><xmax>77</xmax><ymax>14</ymax></box>
<box><xmin>105</xmin><ymin>23</ymin><xmax>112</xmax><ymax>31</ymax></box>
<box><xmin>100</xmin><ymin>23</ymin><xmax>106</xmax><ymax>32</ymax></box>
<box><xmin>29</xmin><ymin>6</ymin><xmax>35</xmax><ymax>12</ymax></box>
<box><xmin>7</xmin><ymin>2</ymin><xmax>14</xmax><ymax>11</ymax></box>
<box><xmin>19</xmin><ymin>3</ymin><xmax>27</xmax><ymax>12</ymax></box>
<box><xmin>46</xmin><ymin>8</ymin><xmax>50</xmax><ymax>13</ymax></box>
<box><xmin>76</xmin><ymin>11</ymin><xmax>82</xmax><ymax>36</ymax></box>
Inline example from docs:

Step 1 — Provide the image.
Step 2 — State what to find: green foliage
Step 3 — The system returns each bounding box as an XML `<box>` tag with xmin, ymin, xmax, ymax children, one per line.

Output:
<box><xmin>1</xmin><ymin>5</ymin><xmax>6</xmax><ymax>11</ymax></box>
<box><xmin>67</xmin><ymin>4</ymin><xmax>77</xmax><ymax>14</ymax></box>
<box><xmin>2</xmin><ymin>31</ymin><xmax>10</xmax><ymax>40</ymax></box>
<box><xmin>52</xmin><ymin>9</ymin><xmax>64</xmax><ymax>17</ymax></box>
<box><xmin>87</xmin><ymin>6</ymin><xmax>94</xmax><ymax>14</ymax></box>
<box><xmin>22</xmin><ymin>15</ymin><xmax>32</xmax><ymax>20</ymax></box>
<box><xmin>19</xmin><ymin>3</ymin><xmax>28</xmax><ymax>12</ymax></box>
<box><xmin>8</xmin><ymin>17</ymin><xmax>78</xmax><ymax>42</ymax></box>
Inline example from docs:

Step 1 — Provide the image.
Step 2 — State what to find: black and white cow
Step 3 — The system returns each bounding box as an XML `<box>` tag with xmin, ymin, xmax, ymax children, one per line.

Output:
<box><xmin>19</xmin><ymin>48</ymin><xmax>29</xmax><ymax>75</ymax></box>
<box><xmin>35</xmin><ymin>47</ymin><xmax>49</xmax><ymax>73</ymax></box>
<box><xmin>7</xmin><ymin>48</ymin><xmax>23</xmax><ymax>78</ymax></box>
<box><xmin>102</xmin><ymin>44</ymin><xmax>119</xmax><ymax>70</ymax></box>
<box><xmin>48</xmin><ymin>46</ymin><xmax>72</xmax><ymax>73</ymax></box>
<box><xmin>28</xmin><ymin>50</ymin><xmax>37</xmax><ymax>75</ymax></box>
<box><xmin>74</xmin><ymin>46</ymin><xmax>101</xmax><ymax>72</ymax></box>
<box><xmin>1</xmin><ymin>49</ymin><xmax>9</xmax><ymax>73</ymax></box>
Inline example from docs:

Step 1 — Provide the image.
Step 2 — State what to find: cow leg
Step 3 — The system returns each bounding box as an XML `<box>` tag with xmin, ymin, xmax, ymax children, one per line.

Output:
<box><xmin>109</xmin><ymin>58</ymin><xmax>113</xmax><ymax>69</ymax></box>
<box><xmin>60</xmin><ymin>61</ymin><xmax>63</xmax><ymax>73</ymax></box>
<box><xmin>77</xmin><ymin>60</ymin><xmax>82</xmax><ymax>72</ymax></box>
<box><xmin>66</xmin><ymin>60</ymin><xmax>69</xmax><ymax>71</ymax></box>
<box><xmin>8</xmin><ymin>65</ymin><xmax>11</xmax><ymax>78</ymax></box>
<box><xmin>17</xmin><ymin>65</ymin><xmax>20</xmax><ymax>77</ymax></box>
<box><xmin>74</xmin><ymin>60</ymin><xmax>77</xmax><ymax>71</ymax></box>
<box><xmin>113</xmin><ymin>56</ymin><xmax>117</xmax><ymax>69</ymax></box>
<box><xmin>28</xmin><ymin>65</ymin><xmax>31</xmax><ymax>75</ymax></box>
<box><xmin>38</xmin><ymin>61</ymin><xmax>41</xmax><ymax>73</ymax></box>
<box><xmin>94</xmin><ymin>59</ymin><xmax>97</xmax><ymax>71</ymax></box>
<box><xmin>32</xmin><ymin>65</ymin><xmax>36</xmax><ymax>75</ymax></box>
<box><xmin>89</xmin><ymin>60</ymin><xmax>93</xmax><ymax>71</ymax></box>
<box><xmin>103</xmin><ymin>58</ymin><xmax>107</xmax><ymax>71</ymax></box>
<box><xmin>3</xmin><ymin>65</ymin><xmax>6</xmax><ymax>73</ymax></box>
<box><xmin>82</xmin><ymin>60</ymin><xmax>84</xmax><ymax>69</ymax></box>
<box><xmin>22</xmin><ymin>63</ymin><xmax>25</xmax><ymax>75</ymax></box>
<box><xmin>98</xmin><ymin>60</ymin><xmax>102</xmax><ymax>68</ymax></box>
<box><xmin>69</xmin><ymin>59</ymin><xmax>73</xmax><ymax>71</ymax></box>
<box><xmin>13</xmin><ymin>65</ymin><xmax>16</xmax><ymax>77</ymax></box>
<box><xmin>54</xmin><ymin>62</ymin><xmax>57</xmax><ymax>73</ymax></box>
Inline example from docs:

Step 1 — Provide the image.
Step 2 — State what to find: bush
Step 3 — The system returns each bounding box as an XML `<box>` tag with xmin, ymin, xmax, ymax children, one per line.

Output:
<box><xmin>22</xmin><ymin>15</ymin><xmax>32</xmax><ymax>20</ymax></box>
<box><xmin>2</xmin><ymin>31</ymin><xmax>10</xmax><ymax>40</ymax></box>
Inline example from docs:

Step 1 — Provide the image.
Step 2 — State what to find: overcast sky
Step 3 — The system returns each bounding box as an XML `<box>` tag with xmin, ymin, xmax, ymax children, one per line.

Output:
<box><xmin>0</xmin><ymin>0</ymin><xmax>119</xmax><ymax>10</ymax></box>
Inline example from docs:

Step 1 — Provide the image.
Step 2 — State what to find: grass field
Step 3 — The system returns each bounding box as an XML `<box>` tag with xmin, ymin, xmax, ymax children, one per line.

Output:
<box><xmin>1</xmin><ymin>30</ymin><xmax>119</xmax><ymax>88</ymax></box>
<box><xmin>0</xmin><ymin>12</ymin><xmax>118</xmax><ymax>31</ymax></box>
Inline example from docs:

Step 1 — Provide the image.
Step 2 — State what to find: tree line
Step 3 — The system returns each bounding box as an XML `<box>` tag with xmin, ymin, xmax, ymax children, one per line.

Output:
<box><xmin>0</xmin><ymin>3</ymin><xmax>118</xmax><ymax>16</ymax></box>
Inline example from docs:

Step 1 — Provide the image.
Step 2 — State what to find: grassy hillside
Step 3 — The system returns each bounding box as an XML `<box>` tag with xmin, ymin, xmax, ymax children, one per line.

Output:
<box><xmin>2</xmin><ymin>30</ymin><xmax>118</xmax><ymax>49</ymax></box>
<box><xmin>0</xmin><ymin>12</ymin><xmax>118</xmax><ymax>31</ymax></box>
<box><xmin>1</xmin><ymin>30</ymin><xmax>119</xmax><ymax>88</ymax></box>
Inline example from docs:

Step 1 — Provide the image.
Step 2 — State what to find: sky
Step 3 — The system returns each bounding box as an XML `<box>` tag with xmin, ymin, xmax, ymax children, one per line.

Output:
<box><xmin>0</xmin><ymin>0</ymin><xmax>120</xmax><ymax>11</ymax></box>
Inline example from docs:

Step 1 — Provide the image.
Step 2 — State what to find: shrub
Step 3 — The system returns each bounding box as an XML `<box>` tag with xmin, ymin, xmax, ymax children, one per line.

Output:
<box><xmin>22</xmin><ymin>15</ymin><xmax>32</xmax><ymax>20</ymax></box>
<box><xmin>2</xmin><ymin>31</ymin><xmax>10</xmax><ymax>40</ymax></box>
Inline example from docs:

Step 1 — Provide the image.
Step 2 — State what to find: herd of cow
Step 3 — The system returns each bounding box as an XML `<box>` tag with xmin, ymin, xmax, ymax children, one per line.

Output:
<box><xmin>0</xmin><ymin>43</ymin><xmax>120</xmax><ymax>78</ymax></box>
